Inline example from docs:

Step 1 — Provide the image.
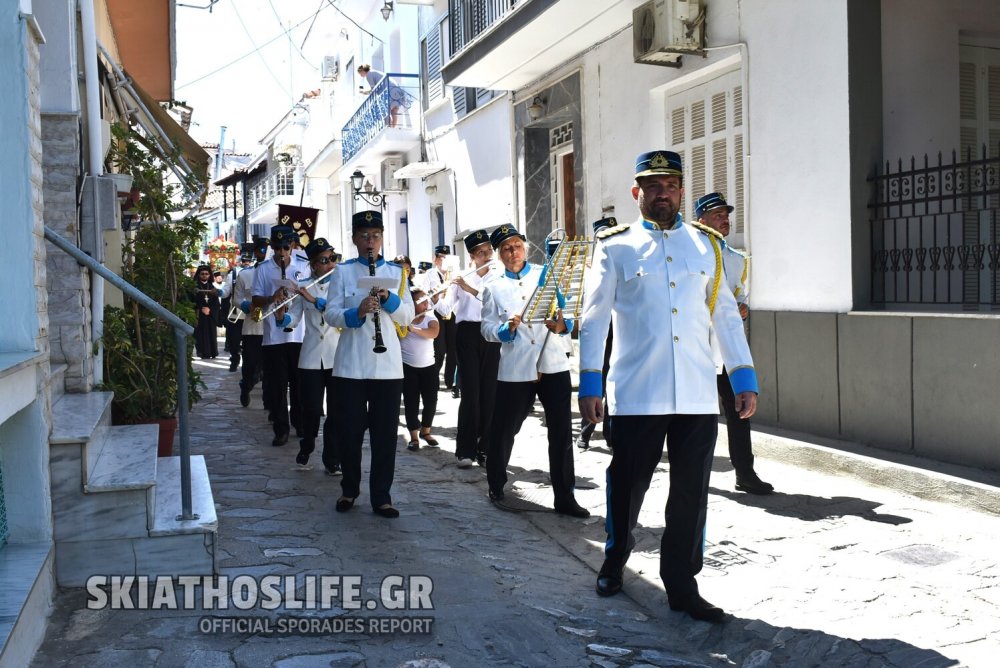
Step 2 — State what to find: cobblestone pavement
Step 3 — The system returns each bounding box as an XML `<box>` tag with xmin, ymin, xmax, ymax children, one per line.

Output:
<box><xmin>33</xmin><ymin>348</ymin><xmax>1000</xmax><ymax>667</ymax></box>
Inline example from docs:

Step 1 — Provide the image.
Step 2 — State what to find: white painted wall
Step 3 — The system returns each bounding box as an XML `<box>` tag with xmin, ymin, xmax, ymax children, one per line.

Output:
<box><xmin>882</xmin><ymin>0</ymin><xmax>1000</xmax><ymax>160</ymax></box>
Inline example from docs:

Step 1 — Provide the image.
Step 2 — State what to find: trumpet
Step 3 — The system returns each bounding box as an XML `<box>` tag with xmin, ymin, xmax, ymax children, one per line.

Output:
<box><xmin>256</xmin><ymin>265</ymin><xmax>337</xmax><ymax>321</ymax></box>
<box><xmin>415</xmin><ymin>261</ymin><xmax>501</xmax><ymax>305</ymax></box>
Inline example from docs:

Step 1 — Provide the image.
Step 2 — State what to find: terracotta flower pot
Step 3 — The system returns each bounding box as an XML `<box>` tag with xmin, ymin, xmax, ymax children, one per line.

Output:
<box><xmin>153</xmin><ymin>417</ymin><xmax>177</xmax><ymax>457</ymax></box>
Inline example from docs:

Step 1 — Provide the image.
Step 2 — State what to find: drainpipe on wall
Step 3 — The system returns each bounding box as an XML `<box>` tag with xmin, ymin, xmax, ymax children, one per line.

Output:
<box><xmin>80</xmin><ymin>0</ymin><xmax>104</xmax><ymax>385</ymax></box>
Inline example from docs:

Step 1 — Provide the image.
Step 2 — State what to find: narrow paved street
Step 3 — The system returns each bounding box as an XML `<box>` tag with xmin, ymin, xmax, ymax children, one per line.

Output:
<box><xmin>33</xmin><ymin>349</ymin><xmax>1000</xmax><ymax>667</ymax></box>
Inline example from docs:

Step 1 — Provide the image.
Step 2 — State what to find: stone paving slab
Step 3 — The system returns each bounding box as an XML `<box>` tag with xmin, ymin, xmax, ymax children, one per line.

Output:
<box><xmin>32</xmin><ymin>349</ymin><xmax>1000</xmax><ymax>667</ymax></box>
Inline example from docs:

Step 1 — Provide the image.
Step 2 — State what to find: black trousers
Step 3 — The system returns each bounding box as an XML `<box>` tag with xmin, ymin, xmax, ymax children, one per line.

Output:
<box><xmin>717</xmin><ymin>368</ymin><xmax>754</xmax><ymax>475</ymax></box>
<box><xmin>225</xmin><ymin>319</ymin><xmax>243</xmax><ymax>366</ymax></box>
<box><xmin>402</xmin><ymin>363</ymin><xmax>438</xmax><ymax>431</ymax></box>
<box><xmin>433</xmin><ymin>316</ymin><xmax>458</xmax><ymax>387</ymax></box>
<box><xmin>334</xmin><ymin>377</ymin><xmax>403</xmax><ymax>508</ymax></box>
<box><xmin>261</xmin><ymin>342</ymin><xmax>302</xmax><ymax>437</ymax></box>
<box><xmin>240</xmin><ymin>334</ymin><xmax>264</xmax><ymax>393</ymax></box>
<box><xmin>454</xmin><ymin>321</ymin><xmax>500</xmax><ymax>459</ymax></box>
<box><xmin>603</xmin><ymin>413</ymin><xmax>717</xmax><ymax>598</ymax></box>
<box><xmin>486</xmin><ymin>371</ymin><xmax>576</xmax><ymax>504</ymax></box>
<box><xmin>298</xmin><ymin>367</ymin><xmax>339</xmax><ymax>469</ymax></box>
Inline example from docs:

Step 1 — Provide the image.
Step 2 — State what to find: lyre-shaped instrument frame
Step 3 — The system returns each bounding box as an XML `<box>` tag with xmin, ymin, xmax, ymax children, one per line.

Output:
<box><xmin>520</xmin><ymin>234</ymin><xmax>592</xmax><ymax>324</ymax></box>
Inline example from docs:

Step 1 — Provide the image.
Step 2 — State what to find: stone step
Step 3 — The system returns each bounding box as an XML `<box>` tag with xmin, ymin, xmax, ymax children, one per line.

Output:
<box><xmin>50</xmin><ymin>391</ymin><xmax>113</xmax><ymax>444</ymax></box>
<box><xmin>84</xmin><ymin>424</ymin><xmax>158</xmax><ymax>493</ymax></box>
<box><xmin>54</xmin><ymin>532</ymin><xmax>216</xmax><ymax>587</ymax></box>
<box><xmin>48</xmin><ymin>362</ymin><xmax>68</xmax><ymax>401</ymax></box>
<box><xmin>0</xmin><ymin>543</ymin><xmax>54</xmax><ymax>667</ymax></box>
<box><xmin>150</xmin><ymin>455</ymin><xmax>218</xmax><ymax>537</ymax></box>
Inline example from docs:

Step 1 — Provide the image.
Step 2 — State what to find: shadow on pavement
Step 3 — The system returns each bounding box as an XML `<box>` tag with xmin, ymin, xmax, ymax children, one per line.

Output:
<box><xmin>709</xmin><ymin>485</ymin><xmax>913</xmax><ymax>525</ymax></box>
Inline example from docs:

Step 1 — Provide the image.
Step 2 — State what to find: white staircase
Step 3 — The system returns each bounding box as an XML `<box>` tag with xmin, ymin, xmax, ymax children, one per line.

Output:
<box><xmin>49</xmin><ymin>391</ymin><xmax>216</xmax><ymax>587</ymax></box>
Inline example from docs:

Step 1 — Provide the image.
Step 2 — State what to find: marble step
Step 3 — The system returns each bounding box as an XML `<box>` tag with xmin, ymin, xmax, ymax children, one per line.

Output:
<box><xmin>50</xmin><ymin>391</ymin><xmax>113</xmax><ymax>444</ymax></box>
<box><xmin>48</xmin><ymin>362</ymin><xmax>68</xmax><ymax>402</ymax></box>
<box><xmin>55</xmin><ymin>532</ymin><xmax>216</xmax><ymax>587</ymax></box>
<box><xmin>84</xmin><ymin>424</ymin><xmax>158</xmax><ymax>493</ymax></box>
<box><xmin>150</xmin><ymin>455</ymin><xmax>218</xmax><ymax>537</ymax></box>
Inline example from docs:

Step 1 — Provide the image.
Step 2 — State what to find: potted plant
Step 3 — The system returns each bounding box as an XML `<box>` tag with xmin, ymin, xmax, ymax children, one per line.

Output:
<box><xmin>99</xmin><ymin>123</ymin><xmax>207</xmax><ymax>455</ymax></box>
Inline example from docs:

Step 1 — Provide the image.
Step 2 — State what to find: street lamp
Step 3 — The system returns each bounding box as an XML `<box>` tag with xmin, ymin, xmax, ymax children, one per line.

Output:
<box><xmin>380</xmin><ymin>1</ymin><xmax>393</xmax><ymax>21</ymax></box>
<box><xmin>350</xmin><ymin>169</ymin><xmax>385</xmax><ymax>209</ymax></box>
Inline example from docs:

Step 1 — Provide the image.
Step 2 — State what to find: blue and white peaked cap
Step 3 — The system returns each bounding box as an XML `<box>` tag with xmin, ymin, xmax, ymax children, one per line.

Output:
<box><xmin>635</xmin><ymin>150</ymin><xmax>683</xmax><ymax>179</ymax></box>
<box><xmin>694</xmin><ymin>192</ymin><xmax>734</xmax><ymax>220</ymax></box>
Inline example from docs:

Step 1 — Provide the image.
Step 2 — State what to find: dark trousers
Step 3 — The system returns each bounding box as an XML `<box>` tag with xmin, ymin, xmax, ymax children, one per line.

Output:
<box><xmin>240</xmin><ymin>334</ymin><xmax>264</xmax><ymax>392</ymax></box>
<box><xmin>261</xmin><ymin>342</ymin><xmax>302</xmax><ymax>437</ymax></box>
<box><xmin>299</xmin><ymin>367</ymin><xmax>339</xmax><ymax>469</ymax></box>
<box><xmin>603</xmin><ymin>413</ymin><xmax>717</xmax><ymax>598</ymax></box>
<box><xmin>717</xmin><ymin>368</ymin><xmax>754</xmax><ymax>475</ymax></box>
<box><xmin>402</xmin><ymin>363</ymin><xmax>438</xmax><ymax>431</ymax></box>
<box><xmin>334</xmin><ymin>377</ymin><xmax>403</xmax><ymax>508</ymax></box>
<box><xmin>225</xmin><ymin>319</ymin><xmax>243</xmax><ymax>367</ymax></box>
<box><xmin>434</xmin><ymin>317</ymin><xmax>458</xmax><ymax>387</ymax></box>
<box><xmin>455</xmin><ymin>321</ymin><xmax>500</xmax><ymax>459</ymax></box>
<box><xmin>486</xmin><ymin>371</ymin><xmax>576</xmax><ymax>504</ymax></box>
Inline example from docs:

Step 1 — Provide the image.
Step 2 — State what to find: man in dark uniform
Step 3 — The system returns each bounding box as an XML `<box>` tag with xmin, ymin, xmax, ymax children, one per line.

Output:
<box><xmin>236</xmin><ymin>238</ymin><xmax>268</xmax><ymax>407</ymax></box>
<box><xmin>428</xmin><ymin>245</ymin><xmax>459</xmax><ymax>395</ymax></box>
<box><xmin>579</xmin><ymin>151</ymin><xmax>759</xmax><ymax>623</ymax></box>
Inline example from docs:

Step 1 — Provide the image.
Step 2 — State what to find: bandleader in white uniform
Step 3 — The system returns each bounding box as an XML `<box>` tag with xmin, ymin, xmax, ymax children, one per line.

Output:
<box><xmin>579</xmin><ymin>151</ymin><xmax>759</xmax><ymax>623</ymax></box>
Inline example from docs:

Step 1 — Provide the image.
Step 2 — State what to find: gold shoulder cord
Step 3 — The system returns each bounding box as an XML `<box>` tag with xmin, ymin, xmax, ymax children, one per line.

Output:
<box><xmin>707</xmin><ymin>236</ymin><xmax>723</xmax><ymax>316</ymax></box>
<box><xmin>394</xmin><ymin>267</ymin><xmax>410</xmax><ymax>338</ymax></box>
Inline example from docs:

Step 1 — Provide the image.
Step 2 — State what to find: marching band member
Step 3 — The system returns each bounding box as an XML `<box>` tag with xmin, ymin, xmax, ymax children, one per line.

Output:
<box><xmin>235</xmin><ymin>238</ymin><xmax>268</xmax><ymax>408</ymax></box>
<box><xmin>426</xmin><ymin>246</ymin><xmax>459</xmax><ymax>395</ymax></box>
<box><xmin>285</xmin><ymin>238</ymin><xmax>341</xmax><ymax>475</ymax></box>
<box><xmin>251</xmin><ymin>225</ymin><xmax>309</xmax><ymax>446</ymax></box>
<box><xmin>324</xmin><ymin>211</ymin><xmax>414</xmax><ymax>518</ymax></box>
<box><xmin>480</xmin><ymin>225</ymin><xmax>589</xmax><ymax>518</ymax></box>
<box><xmin>400</xmin><ymin>288</ymin><xmax>440</xmax><ymax>451</ymax></box>
<box><xmin>695</xmin><ymin>192</ymin><xmax>773</xmax><ymax>495</ymax></box>
<box><xmin>438</xmin><ymin>230</ymin><xmax>499</xmax><ymax>468</ymax></box>
<box><xmin>579</xmin><ymin>151</ymin><xmax>758</xmax><ymax>623</ymax></box>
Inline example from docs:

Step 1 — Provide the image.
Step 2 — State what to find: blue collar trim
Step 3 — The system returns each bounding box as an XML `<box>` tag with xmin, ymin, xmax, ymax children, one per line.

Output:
<box><xmin>505</xmin><ymin>262</ymin><xmax>531</xmax><ymax>279</ymax></box>
<box><xmin>641</xmin><ymin>215</ymin><xmax>683</xmax><ymax>232</ymax></box>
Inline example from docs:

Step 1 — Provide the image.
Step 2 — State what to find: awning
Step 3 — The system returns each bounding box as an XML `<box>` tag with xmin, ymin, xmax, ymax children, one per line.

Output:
<box><xmin>393</xmin><ymin>161</ymin><xmax>447</xmax><ymax>180</ymax></box>
<box><xmin>130</xmin><ymin>77</ymin><xmax>211</xmax><ymax>179</ymax></box>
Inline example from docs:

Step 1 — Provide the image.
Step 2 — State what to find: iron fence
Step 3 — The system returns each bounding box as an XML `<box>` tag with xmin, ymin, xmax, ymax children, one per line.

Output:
<box><xmin>869</xmin><ymin>145</ymin><xmax>1000</xmax><ymax>310</ymax></box>
<box><xmin>342</xmin><ymin>73</ymin><xmax>419</xmax><ymax>163</ymax></box>
<box><xmin>449</xmin><ymin>0</ymin><xmax>517</xmax><ymax>58</ymax></box>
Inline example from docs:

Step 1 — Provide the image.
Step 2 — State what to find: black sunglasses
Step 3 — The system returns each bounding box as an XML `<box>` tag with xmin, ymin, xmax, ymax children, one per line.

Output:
<box><xmin>314</xmin><ymin>256</ymin><xmax>336</xmax><ymax>265</ymax></box>
<box><xmin>274</xmin><ymin>244</ymin><xmax>292</xmax><ymax>251</ymax></box>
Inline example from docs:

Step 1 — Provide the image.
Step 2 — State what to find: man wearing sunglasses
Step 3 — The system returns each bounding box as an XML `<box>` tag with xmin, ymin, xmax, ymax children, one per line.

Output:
<box><xmin>252</xmin><ymin>224</ymin><xmax>310</xmax><ymax>446</ymax></box>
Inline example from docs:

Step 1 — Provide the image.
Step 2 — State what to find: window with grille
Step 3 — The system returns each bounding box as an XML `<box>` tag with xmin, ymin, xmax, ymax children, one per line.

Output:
<box><xmin>666</xmin><ymin>69</ymin><xmax>745</xmax><ymax>242</ymax></box>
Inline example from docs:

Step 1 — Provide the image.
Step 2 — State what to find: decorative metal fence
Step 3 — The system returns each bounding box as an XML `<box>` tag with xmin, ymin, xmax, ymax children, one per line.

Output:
<box><xmin>448</xmin><ymin>0</ymin><xmax>517</xmax><ymax>58</ymax></box>
<box><xmin>869</xmin><ymin>145</ymin><xmax>1000</xmax><ymax>310</ymax></box>
<box><xmin>246</xmin><ymin>168</ymin><xmax>295</xmax><ymax>215</ymax></box>
<box><xmin>342</xmin><ymin>73</ymin><xmax>419</xmax><ymax>163</ymax></box>
<box><xmin>0</xmin><ymin>456</ymin><xmax>7</xmax><ymax>547</ymax></box>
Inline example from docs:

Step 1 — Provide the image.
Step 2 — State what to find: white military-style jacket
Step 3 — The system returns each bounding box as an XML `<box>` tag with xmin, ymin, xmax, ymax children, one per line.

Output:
<box><xmin>579</xmin><ymin>219</ymin><xmax>758</xmax><ymax>416</ymax></box>
<box><xmin>710</xmin><ymin>241</ymin><xmax>750</xmax><ymax>372</ymax></box>
<box><xmin>323</xmin><ymin>256</ymin><xmax>413</xmax><ymax>380</ymax></box>
<box><xmin>285</xmin><ymin>272</ymin><xmax>339</xmax><ymax>370</ymax></box>
<box><xmin>233</xmin><ymin>265</ymin><xmax>263</xmax><ymax>336</ymax></box>
<box><xmin>481</xmin><ymin>263</ymin><xmax>573</xmax><ymax>383</ymax></box>
<box><xmin>252</xmin><ymin>255</ymin><xmax>309</xmax><ymax>345</ymax></box>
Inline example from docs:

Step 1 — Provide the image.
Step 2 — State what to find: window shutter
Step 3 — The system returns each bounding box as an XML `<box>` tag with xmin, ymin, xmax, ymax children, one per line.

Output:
<box><xmin>690</xmin><ymin>145</ymin><xmax>706</xmax><ymax>203</ymax></box>
<box><xmin>691</xmin><ymin>100</ymin><xmax>705</xmax><ymax>140</ymax></box>
<box><xmin>734</xmin><ymin>133</ymin><xmax>745</xmax><ymax>233</ymax></box>
<box><xmin>422</xmin><ymin>29</ymin><xmax>443</xmax><ymax>109</ymax></box>
<box><xmin>671</xmin><ymin>107</ymin><xmax>685</xmax><ymax>144</ymax></box>
<box><xmin>452</xmin><ymin>86</ymin><xmax>467</xmax><ymax>118</ymax></box>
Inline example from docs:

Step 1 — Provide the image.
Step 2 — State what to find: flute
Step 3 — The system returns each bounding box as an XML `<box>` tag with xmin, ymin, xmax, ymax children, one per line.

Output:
<box><xmin>415</xmin><ymin>261</ymin><xmax>500</xmax><ymax>305</ymax></box>
<box><xmin>258</xmin><ymin>265</ymin><xmax>336</xmax><ymax>320</ymax></box>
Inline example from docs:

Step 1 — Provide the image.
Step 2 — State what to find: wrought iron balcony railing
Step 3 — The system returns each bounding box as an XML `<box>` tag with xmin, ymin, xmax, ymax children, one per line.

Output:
<box><xmin>869</xmin><ymin>145</ymin><xmax>1000</xmax><ymax>310</ymax></box>
<box><xmin>342</xmin><ymin>73</ymin><xmax>420</xmax><ymax>163</ymax></box>
<box><xmin>246</xmin><ymin>167</ymin><xmax>295</xmax><ymax>215</ymax></box>
<box><xmin>449</xmin><ymin>0</ymin><xmax>518</xmax><ymax>57</ymax></box>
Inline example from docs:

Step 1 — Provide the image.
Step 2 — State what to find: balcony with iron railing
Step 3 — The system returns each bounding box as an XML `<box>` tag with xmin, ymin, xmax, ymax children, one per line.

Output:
<box><xmin>246</xmin><ymin>167</ymin><xmax>295</xmax><ymax>215</ymax></box>
<box><xmin>341</xmin><ymin>73</ymin><xmax>421</xmax><ymax>165</ymax></box>
<box><xmin>442</xmin><ymin>0</ymin><xmax>639</xmax><ymax>90</ymax></box>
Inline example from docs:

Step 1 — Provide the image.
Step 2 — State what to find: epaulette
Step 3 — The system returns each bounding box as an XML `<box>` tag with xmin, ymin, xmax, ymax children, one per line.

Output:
<box><xmin>596</xmin><ymin>223</ymin><xmax>630</xmax><ymax>240</ymax></box>
<box><xmin>689</xmin><ymin>221</ymin><xmax>725</xmax><ymax>240</ymax></box>
<box><xmin>726</xmin><ymin>246</ymin><xmax>749</xmax><ymax>259</ymax></box>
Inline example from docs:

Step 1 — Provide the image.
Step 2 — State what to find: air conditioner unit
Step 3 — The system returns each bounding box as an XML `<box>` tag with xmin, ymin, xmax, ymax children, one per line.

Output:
<box><xmin>633</xmin><ymin>0</ymin><xmax>705</xmax><ymax>68</ymax></box>
<box><xmin>321</xmin><ymin>55</ymin><xmax>340</xmax><ymax>81</ymax></box>
<box><xmin>80</xmin><ymin>175</ymin><xmax>121</xmax><ymax>262</ymax></box>
<box><xmin>381</xmin><ymin>156</ymin><xmax>406</xmax><ymax>192</ymax></box>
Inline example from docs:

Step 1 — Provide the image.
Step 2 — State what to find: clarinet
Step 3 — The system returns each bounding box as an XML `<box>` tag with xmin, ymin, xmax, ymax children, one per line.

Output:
<box><xmin>368</xmin><ymin>249</ymin><xmax>387</xmax><ymax>354</ymax></box>
<box><xmin>277</xmin><ymin>256</ymin><xmax>294</xmax><ymax>332</ymax></box>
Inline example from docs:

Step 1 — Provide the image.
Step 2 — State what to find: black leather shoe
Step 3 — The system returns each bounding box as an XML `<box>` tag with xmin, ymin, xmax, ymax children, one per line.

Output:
<box><xmin>475</xmin><ymin>452</ymin><xmax>487</xmax><ymax>467</ymax></box>
<box><xmin>373</xmin><ymin>504</ymin><xmax>400</xmax><ymax>518</ymax></box>
<box><xmin>554</xmin><ymin>500</ymin><xmax>591</xmax><ymax>518</ymax></box>
<box><xmin>272</xmin><ymin>432</ymin><xmax>288</xmax><ymax>447</ymax></box>
<box><xmin>488</xmin><ymin>489</ymin><xmax>504</xmax><ymax>503</ymax></box>
<box><xmin>735</xmin><ymin>472</ymin><xmax>774</xmax><ymax>495</ymax></box>
<box><xmin>451</xmin><ymin>387</ymin><xmax>461</xmax><ymax>399</ymax></box>
<box><xmin>239</xmin><ymin>385</ymin><xmax>250</xmax><ymax>408</ymax></box>
<box><xmin>595</xmin><ymin>566</ymin><xmax>623</xmax><ymax>597</ymax></box>
<box><xmin>335</xmin><ymin>496</ymin><xmax>355</xmax><ymax>512</ymax></box>
<box><xmin>667</xmin><ymin>592</ymin><xmax>727</xmax><ymax>623</ymax></box>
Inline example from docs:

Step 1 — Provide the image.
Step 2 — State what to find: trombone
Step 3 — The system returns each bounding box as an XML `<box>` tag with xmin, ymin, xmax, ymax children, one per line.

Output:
<box><xmin>252</xmin><ymin>266</ymin><xmax>337</xmax><ymax>322</ymax></box>
<box><xmin>415</xmin><ymin>261</ymin><xmax>501</xmax><ymax>305</ymax></box>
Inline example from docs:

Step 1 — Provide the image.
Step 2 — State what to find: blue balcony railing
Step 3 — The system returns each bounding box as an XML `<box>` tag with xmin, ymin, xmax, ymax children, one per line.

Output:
<box><xmin>342</xmin><ymin>73</ymin><xmax>420</xmax><ymax>163</ymax></box>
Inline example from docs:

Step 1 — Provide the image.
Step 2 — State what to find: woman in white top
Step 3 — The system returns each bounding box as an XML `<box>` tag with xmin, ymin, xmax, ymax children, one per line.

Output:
<box><xmin>400</xmin><ymin>288</ymin><xmax>440</xmax><ymax>451</ymax></box>
<box><xmin>285</xmin><ymin>238</ymin><xmax>341</xmax><ymax>473</ymax></box>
